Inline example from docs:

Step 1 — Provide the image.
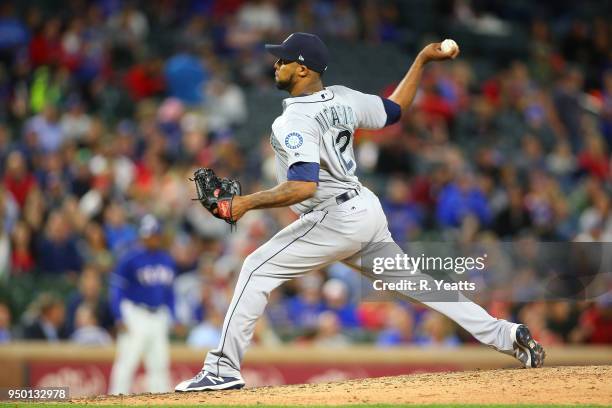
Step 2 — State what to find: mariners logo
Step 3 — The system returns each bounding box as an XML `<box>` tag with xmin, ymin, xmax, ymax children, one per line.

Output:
<box><xmin>284</xmin><ymin>132</ymin><xmax>303</xmax><ymax>149</ymax></box>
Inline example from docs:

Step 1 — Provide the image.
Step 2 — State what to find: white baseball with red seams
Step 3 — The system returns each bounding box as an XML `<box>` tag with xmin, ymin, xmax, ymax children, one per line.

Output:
<box><xmin>441</xmin><ymin>39</ymin><xmax>458</xmax><ymax>54</ymax></box>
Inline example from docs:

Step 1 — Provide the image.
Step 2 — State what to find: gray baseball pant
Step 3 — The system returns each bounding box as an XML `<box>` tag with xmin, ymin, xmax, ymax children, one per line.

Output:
<box><xmin>204</xmin><ymin>187</ymin><xmax>516</xmax><ymax>377</ymax></box>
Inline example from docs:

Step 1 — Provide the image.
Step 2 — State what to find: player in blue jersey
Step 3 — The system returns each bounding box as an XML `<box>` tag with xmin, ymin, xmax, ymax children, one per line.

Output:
<box><xmin>109</xmin><ymin>214</ymin><xmax>177</xmax><ymax>394</ymax></box>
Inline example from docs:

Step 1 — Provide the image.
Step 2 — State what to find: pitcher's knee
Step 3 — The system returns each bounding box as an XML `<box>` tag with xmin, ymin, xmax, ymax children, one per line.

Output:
<box><xmin>241</xmin><ymin>250</ymin><xmax>269</xmax><ymax>276</ymax></box>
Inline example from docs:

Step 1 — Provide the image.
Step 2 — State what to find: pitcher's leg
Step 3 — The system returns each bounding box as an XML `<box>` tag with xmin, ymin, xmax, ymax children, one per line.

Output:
<box><xmin>203</xmin><ymin>210</ymin><xmax>356</xmax><ymax>377</ymax></box>
<box><xmin>203</xmin><ymin>251</ymin><xmax>292</xmax><ymax>377</ymax></box>
<box><xmin>423</xmin><ymin>299</ymin><xmax>514</xmax><ymax>352</ymax></box>
<box><xmin>343</xmin><ymin>243</ymin><xmax>515</xmax><ymax>353</ymax></box>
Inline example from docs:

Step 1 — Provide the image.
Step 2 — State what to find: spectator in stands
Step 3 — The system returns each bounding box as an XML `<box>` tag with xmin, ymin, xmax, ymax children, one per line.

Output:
<box><xmin>493</xmin><ymin>186</ymin><xmax>532</xmax><ymax>238</ymax></box>
<box><xmin>79</xmin><ymin>221</ymin><xmax>113</xmax><ymax>273</ymax></box>
<box><xmin>0</xmin><ymin>216</ymin><xmax>8</xmax><ymax>279</ymax></box>
<box><xmin>523</xmin><ymin>170</ymin><xmax>561</xmax><ymax>239</ymax></box>
<box><xmin>323</xmin><ymin>0</ymin><xmax>359</xmax><ymax>40</ymax></box>
<box><xmin>28</xmin><ymin>66</ymin><xmax>66</xmax><ymax>114</ymax></box>
<box><xmin>60</xmin><ymin>96</ymin><xmax>92</xmax><ymax>143</ymax></box>
<box><xmin>107</xmin><ymin>122</ymin><xmax>137</xmax><ymax>194</ymax></box>
<box><xmin>124</xmin><ymin>55</ymin><xmax>165</xmax><ymax>101</ymax></box>
<box><xmin>576</xmin><ymin>190</ymin><xmax>612</xmax><ymax>241</ymax></box>
<box><xmin>28</xmin><ymin>17</ymin><xmax>62</xmax><ymax>68</ymax></box>
<box><xmin>313</xmin><ymin>311</ymin><xmax>350</xmax><ymax>347</ymax></box>
<box><xmin>186</xmin><ymin>308</ymin><xmax>223</xmax><ymax>349</ymax></box>
<box><xmin>26</xmin><ymin>104</ymin><xmax>64</xmax><ymax>153</ymax></box>
<box><xmin>173</xmin><ymin>257</ymin><xmax>213</xmax><ymax>327</ymax></box>
<box><xmin>376</xmin><ymin>304</ymin><xmax>415</xmax><ymax>347</ymax></box>
<box><xmin>322</xmin><ymin>279</ymin><xmax>359</xmax><ymax>329</ymax></box>
<box><xmin>436</xmin><ymin>172</ymin><xmax>491</xmax><ymax>229</ymax></box>
<box><xmin>561</xmin><ymin>20</ymin><xmax>593</xmax><ymax>67</ymax></box>
<box><xmin>156</xmin><ymin>97</ymin><xmax>184</xmax><ymax>159</ymax></box>
<box><xmin>578</xmin><ymin>133</ymin><xmax>610</xmax><ymax>181</ymax></box>
<box><xmin>10</xmin><ymin>220</ymin><xmax>35</xmax><ymax>275</ymax></box>
<box><xmin>601</xmin><ymin>69</ymin><xmax>612</xmax><ymax>144</ymax></box>
<box><xmin>130</xmin><ymin>149</ymin><xmax>172</xmax><ymax>203</ymax></box>
<box><xmin>361</xmin><ymin>0</ymin><xmax>400</xmax><ymax>43</ymax></box>
<box><xmin>0</xmin><ymin>302</ymin><xmax>10</xmax><ymax>343</ymax></box>
<box><xmin>374</xmin><ymin>134</ymin><xmax>414</xmax><ymax>175</ymax></box>
<box><xmin>286</xmin><ymin>275</ymin><xmax>326</xmax><ymax>332</ymax></box>
<box><xmin>229</xmin><ymin>0</ymin><xmax>282</xmax><ymax>49</ymax></box>
<box><xmin>164</xmin><ymin>53</ymin><xmax>207</xmax><ymax>106</ymax></box>
<box><xmin>65</xmin><ymin>266</ymin><xmax>113</xmax><ymax>334</ymax></box>
<box><xmin>291</xmin><ymin>1</ymin><xmax>318</xmax><ymax>34</ymax></box>
<box><xmin>546</xmin><ymin>301</ymin><xmax>580</xmax><ymax>343</ymax></box>
<box><xmin>205</xmin><ymin>77</ymin><xmax>247</xmax><ymax>134</ymax></box>
<box><xmin>357</xmin><ymin>302</ymin><xmax>391</xmax><ymax>332</ymax></box>
<box><xmin>415</xmin><ymin>311</ymin><xmax>460</xmax><ymax>348</ymax></box>
<box><xmin>0</xmin><ymin>185</ymin><xmax>18</xmax><ymax>235</ymax></box>
<box><xmin>107</xmin><ymin>3</ymin><xmax>149</xmax><ymax>48</ymax></box>
<box><xmin>23</xmin><ymin>293</ymin><xmax>68</xmax><ymax>341</ymax></box>
<box><xmin>546</xmin><ymin>140</ymin><xmax>577</xmax><ymax>183</ymax></box>
<box><xmin>70</xmin><ymin>304</ymin><xmax>112</xmax><ymax>346</ymax></box>
<box><xmin>515</xmin><ymin>136</ymin><xmax>546</xmax><ymax>178</ymax></box>
<box><xmin>35</xmin><ymin>210</ymin><xmax>83</xmax><ymax>275</ymax></box>
<box><xmin>3</xmin><ymin>150</ymin><xmax>37</xmax><ymax>209</ymax></box>
<box><xmin>103</xmin><ymin>202</ymin><xmax>138</xmax><ymax>256</ymax></box>
<box><xmin>0</xmin><ymin>4</ymin><xmax>29</xmax><ymax>66</ymax></box>
<box><xmin>0</xmin><ymin>126</ymin><xmax>11</xmax><ymax>169</ymax></box>
<box><xmin>553</xmin><ymin>68</ymin><xmax>584</xmax><ymax>149</ymax></box>
<box><xmin>22</xmin><ymin>187</ymin><xmax>45</xmax><ymax>233</ymax></box>
<box><xmin>571</xmin><ymin>296</ymin><xmax>612</xmax><ymax>344</ymax></box>
<box><xmin>381</xmin><ymin>177</ymin><xmax>423</xmax><ymax>242</ymax></box>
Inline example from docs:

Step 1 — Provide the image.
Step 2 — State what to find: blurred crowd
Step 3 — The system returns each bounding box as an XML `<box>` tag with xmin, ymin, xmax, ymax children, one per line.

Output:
<box><xmin>0</xmin><ymin>0</ymin><xmax>610</xmax><ymax>347</ymax></box>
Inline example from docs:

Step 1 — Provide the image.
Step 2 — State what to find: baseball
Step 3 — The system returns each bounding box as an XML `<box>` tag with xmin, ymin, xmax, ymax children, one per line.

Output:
<box><xmin>441</xmin><ymin>38</ymin><xmax>458</xmax><ymax>54</ymax></box>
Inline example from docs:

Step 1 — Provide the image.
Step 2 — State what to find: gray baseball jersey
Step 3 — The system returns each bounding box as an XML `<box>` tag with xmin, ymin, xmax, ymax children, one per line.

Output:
<box><xmin>201</xmin><ymin>85</ymin><xmax>518</xmax><ymax>379</ymax></box>
<box><xmin>270</xmin><ymin>85</ymin><xmax>386</xmax><ymax>213</ymax></box>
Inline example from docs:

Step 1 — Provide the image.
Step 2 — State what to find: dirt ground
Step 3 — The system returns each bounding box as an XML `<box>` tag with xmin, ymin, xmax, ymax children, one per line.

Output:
<box><xmin>75</xmin><ymin>366</ymin><xmax>611</xmax><ymax>406</ymax></box>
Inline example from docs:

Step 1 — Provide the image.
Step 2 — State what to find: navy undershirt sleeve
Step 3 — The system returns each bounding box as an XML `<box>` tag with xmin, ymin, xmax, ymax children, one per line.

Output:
<box><xmin>287</xmin><ymin>162</ymin><xmax>320</xmax><ymax>183</ymax></box>
<box><xmin>381</xmin><ymin>97</ymin><xmax>401</xmax><ymax>126</ymax></box>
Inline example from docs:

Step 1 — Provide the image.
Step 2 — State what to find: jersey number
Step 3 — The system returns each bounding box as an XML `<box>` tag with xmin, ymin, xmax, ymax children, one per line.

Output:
<box><xmin>335</xmin><ymin>130</ymin><xmax>354</xmax><ymax>172</ymax></box>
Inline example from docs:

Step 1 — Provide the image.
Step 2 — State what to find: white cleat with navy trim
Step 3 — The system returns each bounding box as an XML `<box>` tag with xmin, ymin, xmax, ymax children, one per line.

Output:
<box><xmin>175</xmin><ymin>370</ymin><xmax>245</xmax><ymax>392</ymax></box>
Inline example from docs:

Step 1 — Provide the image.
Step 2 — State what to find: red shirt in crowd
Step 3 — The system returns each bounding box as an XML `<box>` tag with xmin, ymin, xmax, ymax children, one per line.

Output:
<box><xmin>581</xmin><ymin>306</ymin><xmax>612</xmax><ymax>344</ymax></box>
<box><xmin>578</xmin><ymin>151</ymin><xmax>610</xmax><ymax>180</ymax></box>
<box><xmin>124</xmin><ymin>65</ymin><xmax>165</xmax><ymax>101</ymax></box>
<box><xmin>29</xmin><ymin>34</ymin><xmax>62</xmax><ymax>67</ymax></box>
<box><xmin>3</xmin><ymin>174</ymin><xmax>37</xmax><ymax>209</ymax></box>
<box><xmin>11</xmin><ymin>249</ymin><xmax>35</xmax><ymax>275</ymax></box>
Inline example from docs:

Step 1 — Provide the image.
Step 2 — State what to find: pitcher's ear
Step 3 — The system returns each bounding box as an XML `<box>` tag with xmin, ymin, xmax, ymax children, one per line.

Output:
<box><xmin>296</xmin><ymin>64</ymin><xmax>309</xmax><ymax>78</ymax></box>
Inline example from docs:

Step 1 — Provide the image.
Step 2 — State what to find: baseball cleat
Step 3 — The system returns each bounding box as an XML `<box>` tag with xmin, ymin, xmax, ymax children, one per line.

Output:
<box><xmin>175</xmin><ymin>370</ymin><xmax>245</xmax><ymax>392</ymax></box>
<box><xmin>511</xmin><ymin>324</ymin><xmax>546</xmax><ymax>368</ymax></box>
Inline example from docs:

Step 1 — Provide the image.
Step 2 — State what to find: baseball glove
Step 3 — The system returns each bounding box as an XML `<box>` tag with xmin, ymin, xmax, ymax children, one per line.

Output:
<box><xmin>191</xmin><ymin>168</ymin><xmax>241</xmax><ymax>226</ymax></box>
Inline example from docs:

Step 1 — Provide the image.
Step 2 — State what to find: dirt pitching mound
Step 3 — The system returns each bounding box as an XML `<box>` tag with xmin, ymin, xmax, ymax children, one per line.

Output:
<box><xmin>76</xmin><ymin>365</ymin><xmax>611</xmax><ymax>406</ymax></box>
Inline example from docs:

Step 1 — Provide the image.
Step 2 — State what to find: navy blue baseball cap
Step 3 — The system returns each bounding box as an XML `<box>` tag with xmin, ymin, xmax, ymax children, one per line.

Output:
<box><xmin>139</xmin><ymin>214</ymin><xmax>162</xmax><ymax>238</ymax></box>
<box><xmin>265</xmin><ymin>32</ymin><xmax>329</xmax><ymax>74</ymax></box>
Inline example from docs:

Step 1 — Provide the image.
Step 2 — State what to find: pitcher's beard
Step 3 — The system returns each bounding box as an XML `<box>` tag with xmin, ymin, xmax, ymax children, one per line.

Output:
<box><xmin>275</xmin><ymin>78</ymin><xmax>293</xmax><ymax>92</ymax></box>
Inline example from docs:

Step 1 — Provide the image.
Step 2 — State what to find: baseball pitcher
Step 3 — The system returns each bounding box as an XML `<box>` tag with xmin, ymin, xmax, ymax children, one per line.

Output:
<box><xmin>176</xmin><ymin>32</ymin><xmax>545</xmax><ymax>392</ymax></box>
